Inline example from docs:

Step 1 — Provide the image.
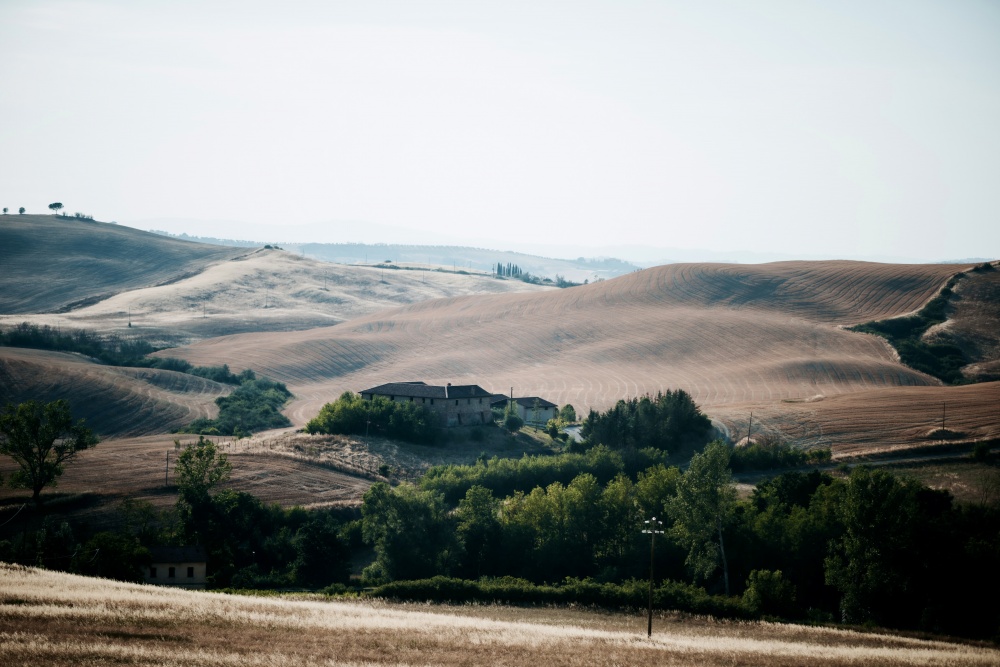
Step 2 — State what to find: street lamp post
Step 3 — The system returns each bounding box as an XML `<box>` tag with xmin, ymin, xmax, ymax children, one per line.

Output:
<box><xmin>642</xmin><ymin>517</ymin><xmax>665</xmax><ymax>638</ymax></box>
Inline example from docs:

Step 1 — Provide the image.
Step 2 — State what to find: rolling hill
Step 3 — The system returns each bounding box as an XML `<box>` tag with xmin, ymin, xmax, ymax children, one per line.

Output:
<box><xmin>0</xmin><ymin>347</ymin><xmax>227</xmax><ymax>437</ymax></box>
<box><xmin>0</xmin><ymin>215</ymin><xmax>246</xmax><ymax>313</ymax></box>
<box><xmin>162</xmin><ymin>260</ymin><xmax>1000</xmax><ymax>451</ymax></box>
<box><xmin>1</xmin><ymin>222</ymin><xmax>552</xmax><ymax>345</ymax></box>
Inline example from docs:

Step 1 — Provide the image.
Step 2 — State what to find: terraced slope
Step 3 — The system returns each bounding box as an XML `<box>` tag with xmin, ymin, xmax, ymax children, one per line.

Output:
<box><xmin>165</xmin><ymin>261</ymin><xmax>978</xmax><ymax>436</ymax></box>
<box><xmin>0</xmin><ymin>347</ymin><xmax>227</xmax><ymax>437</ymax></box>
<box><xmin>0</xmin><ymin>215</ymin><xmax>246</xmax><ymax>313</ymax></box>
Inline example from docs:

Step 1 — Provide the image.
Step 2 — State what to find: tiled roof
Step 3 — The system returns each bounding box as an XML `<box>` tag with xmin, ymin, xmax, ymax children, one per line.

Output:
<box><xmin>149</xmin><ymin>546</ymin><xmax>207</xmax><ymax>563</ymax></box>
<box><xmin>512</xmin><ymin>396</ymin><xmax>558</xmax><ymax>409</ymax></box>
<box><xmin>489</xmin><ymin>395</ymin><xmax>557</xmax><ymax>408</ymax></box>
<box><xmin>360</xmin><ymin>382</ymin><xmax>492</xmax><ymax>399</ymax></box>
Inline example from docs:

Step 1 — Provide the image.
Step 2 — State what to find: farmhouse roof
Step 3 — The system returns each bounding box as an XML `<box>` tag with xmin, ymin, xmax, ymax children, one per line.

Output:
<box><xmin>149</xmin><ymin>546</ymin><xmax>207</xmax><ymax>563</ymax></box>
<box><xmin>489</xmin><ymin>395</ymin><xmax>557</xmax><ymax>409</ymax></box>
<box><xmin>512</xmin><ymin>396</ymin><xmax>558</xmax><ymax>409</ymax></box>
<box><xmin>360</xmin><ymin>382</ymin><xmax>492</xmax><ymax>400</ymax></box>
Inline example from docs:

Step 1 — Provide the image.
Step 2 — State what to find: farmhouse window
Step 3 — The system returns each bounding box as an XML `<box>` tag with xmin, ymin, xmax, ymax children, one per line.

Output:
<box><xmin>430</xmin><ymin>399</ymin><xmax>434</xmax><ymax>405</ymax></box>
<box><xmin>187</xmin><ymin>566</ymin><xmax>195</xmax><ymax>578</ymax></box>
<box><xmin>150</xmin><ymin>567</ymin><xmax>157</xmax><ymax>578</ymax></box>
<box><xmin>168</xmin><ymin>567</ymin><xmax>176</xmax><ymax>578</ymax></box>
<box><xmin>390</xmin><ymin>396</ymin><xmax>395</xmax><ymax>401</ymax></box>
<box><xmin>455</xmin><ymin>400</ymin><xmax>459</xmax><ymax>406</ymax></box>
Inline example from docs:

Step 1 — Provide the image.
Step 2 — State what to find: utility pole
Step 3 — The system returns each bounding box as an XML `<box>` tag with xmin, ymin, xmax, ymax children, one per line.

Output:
<box><xmin>745</xmin><ymin>411</ymin><xmax>753</xmax><ymax>445</ymax></box>
<box><xmin>642</xmin><ymin>517</ymin><xmax>665</xmax><ymax>638</ymax></box>
<box><xmin>165</xmin><ymin>451</ymin><xmax>169</xmax><ymax>487</ymax></box>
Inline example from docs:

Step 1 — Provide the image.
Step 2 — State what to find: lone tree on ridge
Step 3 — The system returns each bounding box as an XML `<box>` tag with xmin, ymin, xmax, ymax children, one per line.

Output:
<box><xmin>48</xmin><ymin>202</ymin><xmax>64</xmax><ymax>215</ymax></box>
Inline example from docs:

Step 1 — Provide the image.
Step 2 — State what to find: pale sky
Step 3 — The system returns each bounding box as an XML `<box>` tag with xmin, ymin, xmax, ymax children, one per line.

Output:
<box><xmin>2</xmin><ymin>1</ymin><xmax>998</xmax><ymax>262</ymax></box>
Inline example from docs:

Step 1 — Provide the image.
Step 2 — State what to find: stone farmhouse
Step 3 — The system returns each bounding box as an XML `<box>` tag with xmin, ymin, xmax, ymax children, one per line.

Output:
<box><xmin>359</xmin><ymin>381</ymin><xmax>494</xmax><ymax>427</ymax></box>
<box><xmin>144</xmin><ymin>546</ymin><xmax>207</xmax><ymax>589</ymax></box>
<box><xmin>491</xmin><ymin>395</ymin><xmax>558</xmax><ymax>425</ymax></box>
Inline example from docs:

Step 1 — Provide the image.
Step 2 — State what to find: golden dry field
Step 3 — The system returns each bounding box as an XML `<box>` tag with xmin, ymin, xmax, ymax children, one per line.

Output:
<box><xmin>162</xmin><ymin>260</ymin><xmax>1000</xmax><ymax>453</ymax></box>
<box><xmin>2</xmin><ymin>563</ymin><xmax>997</xmax><ymax>667</ymax></box>
<box><xmin>0</xmin><ymin>219</ymin><xmax>551</xmax><ymax>346</ymax></box>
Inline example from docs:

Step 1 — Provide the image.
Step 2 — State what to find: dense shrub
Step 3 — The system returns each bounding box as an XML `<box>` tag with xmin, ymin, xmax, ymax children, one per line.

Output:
<box><xmin>182</xmin><ymin>377</ymin><xmax>292</xmax><ymax>436</ymax></box>
<box><xmin>729</xmin><ymin>440</ymin><xmax>831</xmax><ymax>472</ymax></box>
<box><xmin>848</xmin><ymin>270</ymin><xmax>980</xmax><ymax>384</ymax></box>
<box><xmin>305</xmin><ymin>392</ymin><xmax>442</xmax><ymax>445</ymax></box>
<box><xmin>367</xmin><ymin>576</ymin><xmax>749</xmax><ymax>618</ymax></box>
<box><xmin>0</xmin><ymin>322</ymin><xmax>156</xmax><ymax>365</ymax></box>
<box><xmin>580</xmin><ymin>390</ymin><xmax>712</xmax><ymax>458</ymax></box>
<box><xmin>420</xmin><ymin>445</ymin><xmax>668</xmax><ymax>505</ymax></box>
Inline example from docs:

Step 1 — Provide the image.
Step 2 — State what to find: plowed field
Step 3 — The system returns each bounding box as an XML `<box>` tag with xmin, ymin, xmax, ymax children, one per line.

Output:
<box><xmin>0</xmin><ymin>348</ymin><xmax>227</xmax><ymax>437</ymax></box>
<box><xmin>161</xmin><ymin>260</ymin><xmax>999</xmax><ymax>454</ymax></box>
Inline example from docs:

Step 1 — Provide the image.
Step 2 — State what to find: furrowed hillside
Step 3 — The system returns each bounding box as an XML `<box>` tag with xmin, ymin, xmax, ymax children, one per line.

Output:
<box><xmin>0</xmin><ymin>347</ymin><xmax>227</xmax><ymax>437</ymax></box>
<box><xmin>1</xmin><ymin>224</ymin><xmax>552</xmax><ymax>345</ymax></box>
<box><xmin>164</xmin><ymin>260</ymin><xmax>999</xmax><ymax>450</ymax></box>
<box><xmin>0</xmin><ymin>215</ymin><xmax>246</xmax><ymax>313</ymax></box>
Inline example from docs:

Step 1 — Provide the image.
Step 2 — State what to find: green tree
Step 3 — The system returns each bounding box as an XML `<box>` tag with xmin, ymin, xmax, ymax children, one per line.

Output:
<box><xmin>361</xmin><ymin>482</ymin><xmax>455</xmax><ymax>583</ymax></box>
<box><xmin>455</xmin><ymin>485</ymin><xmax>502</xmax><ymax>578</ymax></box>
<box><xmin>668</xmin><ymin>440</ymin><xmax>736</xmax><ymax>594</ymax></box>
<box><xmin>2</xmin><ymin>207</ymin><xmax>7</xmax><ymax>214</ymax></box>
<box><xmin>174</xmin><ymin>436</ymin><xmax>232</xmax><ymax>553</ymax></box>
<box><xmin>0</xmin><ymin>400</ymin><xmax>98</xmax><ymax>504</ymax></box>
<box><xmin>18</xmin><ymin>207</ymin><xmax>25</xmax><ymax>214</ymax></box>
<box><xmin>824</xmin><ymin>467</ymin><xmax>920</xmax><ymax>625</ymax></box>
<box><xmin>293</xmin><ymin>514</ymin><xmax>350</xmax><ymax>588</ymax></box>
<box><xmin>559</xmin><ymin>404</ymin><xmax>577</xmax><ymax>422</ymax></box>
<box><xmin>175</xmin><ymin>435</ymin><xmax>231</xmax><ymax>502</ymax></box>
<box><xmin>48</xmin><ymin>202</ymin><xmax>63</xmax><ymax>215</ymax></box>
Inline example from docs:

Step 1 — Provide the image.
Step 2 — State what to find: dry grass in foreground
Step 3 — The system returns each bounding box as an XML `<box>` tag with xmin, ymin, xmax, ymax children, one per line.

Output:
<box><xmin>1</xmin><ymin>564</ymin><xmax>997</xmax><ymax>667</ymax></box>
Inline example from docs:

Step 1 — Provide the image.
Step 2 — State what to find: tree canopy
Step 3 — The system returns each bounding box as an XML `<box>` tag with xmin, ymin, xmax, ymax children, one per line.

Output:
<box><xmin>0</xmin><ymin>400</ymin><xmax>98</xmax><ymax>503</ymax></box>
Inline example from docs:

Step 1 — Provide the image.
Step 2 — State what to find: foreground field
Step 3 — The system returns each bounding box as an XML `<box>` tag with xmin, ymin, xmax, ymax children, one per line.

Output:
<box><xmin>2</xmin><ymin>564</ymin><xmax>996</xmax><ymax>667</ymax></box>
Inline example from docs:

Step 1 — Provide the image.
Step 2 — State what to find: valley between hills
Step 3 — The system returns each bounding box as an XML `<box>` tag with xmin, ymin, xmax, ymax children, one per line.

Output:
<box><xmin>1</xmin><ymin>214</ymin><xmax>998</xmax><ymax>509</ymax></box>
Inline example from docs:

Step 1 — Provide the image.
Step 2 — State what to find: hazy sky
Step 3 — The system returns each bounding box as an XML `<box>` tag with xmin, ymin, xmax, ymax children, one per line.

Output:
<box><xmin>2</xmin><ymin>1</ymin><xmax>998</xmax><ymax>261</ymax></box>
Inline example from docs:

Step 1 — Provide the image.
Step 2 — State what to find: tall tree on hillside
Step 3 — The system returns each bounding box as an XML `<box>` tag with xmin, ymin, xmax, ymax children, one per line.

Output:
<box><xmin>48</xmin><ymin>202</ymin><xmax>63</xmax><ymax>215</ymax></box>
<box><xmin>18</xmin><ymin>207</ymin><xmax>25</xmax><ymax>214</ymax></box>
<box><xmin>0</xmin><ymin>400</ymin><xmax>99</xmax><ymax>504</ymax></box>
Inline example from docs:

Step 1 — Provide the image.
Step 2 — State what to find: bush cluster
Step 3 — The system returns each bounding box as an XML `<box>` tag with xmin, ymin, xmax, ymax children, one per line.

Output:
<box><xmin>729</xmin><ymin>439</ymin><xmax>831</xmax><ymax>472</ymax></box>
<box><xmin>369</xmin><ymin>576</ymin><xmax>748</xmax><ymax>618</ymax></box>
<box><xmin>305</xmin><ymin>392</ymin><xmax>442</xmax><ymax>445</ymax></box>
<box><xmin>848</xmin><ymin>269</ymin><xmax>991</xmax><ymax>384</ymax></box>
<box><xmin>579</xmin><ymin>390</ymin><xmax>712</xmax><ymax>457</ymax></box>
<box><xmin>182</xmin><ymin>376</ymin><xmax>292</xmax><ymax>436</ymax></box>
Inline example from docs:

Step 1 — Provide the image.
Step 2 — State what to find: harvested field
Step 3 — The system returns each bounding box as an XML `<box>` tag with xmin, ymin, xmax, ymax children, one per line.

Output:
<box><xmin>0</xmin><ymin>215</ymin><xmax>245</xmax><ymax>314</ymax></box>
<box><xmin>712</xmin><ymin>382</ymin><xmax>1000</xmax><ymax>455</ymax></box>
<box><xmin>0</xmin><ymin>246</ymin><xmax>551</xmax><ymax>345</ymax></box>
<box><xmin>0</xmin><ymin>432</ymin><xmax>374</xmax><ymax>528</ymax></box>
<box><xmin>2</xmin><ymin>563</ymin><xmax>997</xmax><ymax>667</ymax></box>
<box><xmin>162</xmin><ymin>261</ymin><xmax>994</xmax><ymax>454</ymax></box>
<box><xmin>0</xmin><ymin>347</ymin><xmax>227</xmax><ymax>437</ymax></box>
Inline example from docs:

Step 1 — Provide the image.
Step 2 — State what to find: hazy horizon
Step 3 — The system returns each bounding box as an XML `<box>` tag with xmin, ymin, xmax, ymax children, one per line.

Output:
<box><xmin>2</xmin><ymin>1</ymin><xmax>998</xmax><ymax>262</ymax></box>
